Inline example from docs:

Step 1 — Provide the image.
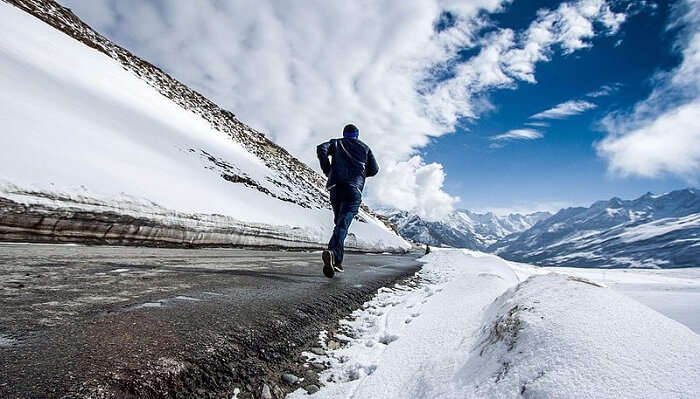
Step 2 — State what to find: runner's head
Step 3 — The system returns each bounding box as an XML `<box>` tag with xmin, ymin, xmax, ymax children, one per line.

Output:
<box><xmin>343</xmin><ymin>124</ymin><xmax>359</xmax><ymax>138</ymax></box>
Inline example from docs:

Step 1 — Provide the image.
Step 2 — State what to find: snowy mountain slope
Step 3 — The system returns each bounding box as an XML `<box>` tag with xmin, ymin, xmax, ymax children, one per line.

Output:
<box><xmin>379</xmin><ymin>208</ymin><xmax>550</xmax><ymax>249</ymax></box>
<box><xmin>489</xmin><ymin>189</ymin><xmax>700</xmax><ymax>268</ymax></box>
<box><xmin>290</xmin><ymin>249</ymin><xmax>700</xmax><ymax>398</ymax></box>
<box><xmin>0</xmin><ymin>0</ymin><xmax>408</xmax><ymax>251</ymax></box>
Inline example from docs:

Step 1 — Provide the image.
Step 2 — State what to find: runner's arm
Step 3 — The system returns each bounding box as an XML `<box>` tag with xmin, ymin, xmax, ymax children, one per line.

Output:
<box><xmin>316</xmin><ymin>140</ymin><xmax>334</xmax><ymax>177</ymax></box>
<box><xmin>366</xmin><ymin>149</ymin><xmax>379</xmax><ymax>177</ymax></box>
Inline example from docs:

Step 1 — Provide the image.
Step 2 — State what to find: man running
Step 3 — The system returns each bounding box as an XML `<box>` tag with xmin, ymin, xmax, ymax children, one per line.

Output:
<box><xmin>316</xmin><ymin>124</ymin><xmax>379</xmax><ymax>278</ymax></box>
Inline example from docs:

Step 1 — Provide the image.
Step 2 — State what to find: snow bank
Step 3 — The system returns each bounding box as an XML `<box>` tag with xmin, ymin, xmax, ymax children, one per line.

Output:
<box><xmin>0</xmin><ymin>2</ymin><xmax>408</xmax><ymax>251</ymax></box>
<box><xmin>292</xmin><ymin>250</ymin><xmax>700</xmax><ymax>399</ymax></box>
<box><xmin>544</xmin><ymin>265</ymin><xmax>700</xmax><ymax>334</ymax></box>
<box><xmin>465</xmin><ymin>273</ymin><xmax>700</xmax><ymax>398</ymax></box>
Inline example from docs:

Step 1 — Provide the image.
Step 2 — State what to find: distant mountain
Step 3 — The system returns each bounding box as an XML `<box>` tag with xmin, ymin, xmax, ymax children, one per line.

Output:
<box><xmin>378</xmin><ymin>209</ymin><xmax>551</xmax><ymax>250</ymax></box>
<box><xmin>489</xmin><ymin>189</ymin><xmax>700</xmax><ymax>268</ymax></box>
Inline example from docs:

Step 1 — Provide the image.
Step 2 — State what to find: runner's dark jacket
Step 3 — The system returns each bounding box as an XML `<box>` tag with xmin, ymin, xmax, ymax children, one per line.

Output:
<box><xmin>317</xmin><ymin>137</ymin><xmax>379</xmax><ymax>192</ymax></box>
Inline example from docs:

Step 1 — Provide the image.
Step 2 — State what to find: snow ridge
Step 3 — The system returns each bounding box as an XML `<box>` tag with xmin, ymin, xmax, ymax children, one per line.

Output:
<box><xmin>292</xmin><ymin>250</ymin><xmax>700</xmax><ymax>399</ymax></box>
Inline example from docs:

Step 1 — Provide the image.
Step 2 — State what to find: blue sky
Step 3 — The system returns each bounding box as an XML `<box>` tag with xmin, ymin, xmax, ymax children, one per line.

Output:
<box><xmin>61</xmin><ymin>0</ymin><xmax>700</xmax><ymax>217</ymax></box>
<box><xmin>422</xmin><ymin>0</ymin><xmax>691</xmax><ymax>212</ymax></box>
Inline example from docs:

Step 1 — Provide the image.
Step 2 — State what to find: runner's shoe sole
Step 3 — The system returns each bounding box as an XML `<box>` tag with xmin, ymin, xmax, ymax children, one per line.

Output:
<box><xmin>322</xmin><ymin>250</ymin><xmax>335</xmax><ymax>278</ymax></box>
<box><xmin>333</xmin><ymin>265</ymin><xmax>344</xmax><ymax>273</ymax></box>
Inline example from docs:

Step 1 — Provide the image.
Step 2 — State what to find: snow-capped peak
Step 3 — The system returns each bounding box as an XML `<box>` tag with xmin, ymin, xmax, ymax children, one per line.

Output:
<box><xmin>377</xmin><ymin>208</ymin><xmax>551</xmax><ymax>250</ymax></box>
<box><xmin>490</xmin><ymin>188</ymin><xmax>700</xmax><ymax>268</ymax></box>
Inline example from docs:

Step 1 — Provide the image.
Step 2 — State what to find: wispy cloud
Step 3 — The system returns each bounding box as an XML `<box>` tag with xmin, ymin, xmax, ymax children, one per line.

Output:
<box><xmin>491</xmin><ymin>128</ymin><xmax>544</xmax><ymax>141</ymax></box>
<box><xmin>530</xmin><ymin>100</ymin><xmax>597</xmax><ymax>119</ymax></box>
<box><xmin>525</xmin><ymin>121</ymin><xmax>550</xmax><ymax>127</ymax></box>
<box><xmin>586</xmin><ymin>83</ymin><xmax>621</xmax><ymax>97</ymax></box>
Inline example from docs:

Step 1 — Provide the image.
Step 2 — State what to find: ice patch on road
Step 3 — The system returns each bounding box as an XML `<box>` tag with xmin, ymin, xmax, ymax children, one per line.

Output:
<box><xmin>0</xmin><ymin>334</ymin><xmax>18</xmax><ymax>347</ymax></box>
<box><xmin>133</xmin><ymin>302</ymin><xmax>163</xmax><ymax>309</ymax></box>
<box><xmin>128</xmin><ymin>295</ymin><xmax>203</xmax><ymax>311</ymax></box>
<box><xmin>174</xmin><ymin>296</ymin><xmax>200</xmax><ymax>301</ymax></box>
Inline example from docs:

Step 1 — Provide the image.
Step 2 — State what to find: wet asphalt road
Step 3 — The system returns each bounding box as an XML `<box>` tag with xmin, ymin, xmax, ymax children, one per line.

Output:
<box><xmin>0</xmin><ymin>244</ymin><xmax>422</xmax><ymax>398</ymax></box>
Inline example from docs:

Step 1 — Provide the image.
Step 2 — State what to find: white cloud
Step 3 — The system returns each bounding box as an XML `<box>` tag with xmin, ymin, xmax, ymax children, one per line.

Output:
<box><xmin>556</xmin><ymin>0</ymin><xmax>625</xmax><ymax>53</ymax></box>
<box><xmin>597</xmin><ymin>0</ymin><xmax>700</xmax><ymax>180</ymax></box>
<box><xmin>586</xmin><ymin>83</ymin><xmax>621</xmax><ymax>97</ymax></box>
<box><xmin>525</xmin><ymin>121</ymin><xmax>550</xmax><ymax>127</ymax></box>
<box><xmin>501</xmin><ymin>0</ymin><xmax>625</xmax><ymax>83</ymax></box>
<box><xmin>491</xmin><ymin>128</ymin><xmax>543</xmax><ymax>141</ymax></box>
<box><xmin>58</xmin><ymin>0</ymin><xmax>624</xmax><ymax>217</ymax></box>
<box><xmin>530</xmin><ymin>100</ymin><xmax>597</xmax><ymax>119</ymax></box>
<box><xmin>425</xmin><ymin>0</ymin><xmax>626</xmax><ymax>124</ymax></box>
<box><xmin>368</xmin><ymin>156</ymin><xmax>458</xmax><ymax>220</ymax></box>
<box><xmin>597</xmin><ymin>101</ymin><xmax>700</xmax><ymax>177</ymax></box>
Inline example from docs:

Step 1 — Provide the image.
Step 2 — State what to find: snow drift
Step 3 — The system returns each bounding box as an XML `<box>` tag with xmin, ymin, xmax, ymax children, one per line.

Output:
<box><xmin>465</xmin><ymin>273</ymin><xmax>699</xmax><ymax>398</ymax></box>
<box><xmin>0</xmin><ymin>1</ymin><xmax>408</xmax><ymax>252</ymax></box>
<box><xmin>293</xmin><ymin>250</ymin><xmax>700</xmax><ymax>398</ymax></box>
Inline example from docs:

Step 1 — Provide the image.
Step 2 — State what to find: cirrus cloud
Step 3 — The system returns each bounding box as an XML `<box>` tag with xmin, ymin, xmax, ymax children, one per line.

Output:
<box><xmin>491</xmin><ymin>128</ymin><xmax>544</xmax><ymax>141</ymax></box>
<box><xmin>530</xmin><ymin>100</ymin><xmax>597</xmax><ymax>119</ymax></box>
<box><xmin>586</xmin><ymin>83</ymin><xmax>622</xmax><ymax>98</ymax></box>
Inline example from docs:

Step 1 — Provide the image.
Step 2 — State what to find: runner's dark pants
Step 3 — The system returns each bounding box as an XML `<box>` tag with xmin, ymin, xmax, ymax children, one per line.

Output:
<box><xmin>328</xmin><ymin>184</ymin><xmax>362</xmax><ymax>265</ymax></box>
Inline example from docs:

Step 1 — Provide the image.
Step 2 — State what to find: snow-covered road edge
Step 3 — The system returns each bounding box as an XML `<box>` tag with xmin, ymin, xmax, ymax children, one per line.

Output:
<box><xmin>291</xmin><ymin>249</ymin><xmax>700</xmax><ymax>399</ymax></box>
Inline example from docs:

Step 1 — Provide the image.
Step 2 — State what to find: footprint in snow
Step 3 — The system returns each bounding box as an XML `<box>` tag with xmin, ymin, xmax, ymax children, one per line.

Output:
<box><xmin>379</xmin><ymin>334</ymin><xmax>399</xmax><ymax>345</ymax></box>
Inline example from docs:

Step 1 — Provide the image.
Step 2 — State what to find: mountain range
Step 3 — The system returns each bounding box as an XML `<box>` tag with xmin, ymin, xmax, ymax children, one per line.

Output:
<box><xmin>490</xmin><ymin>188</ymin><xmax>700</xmax><ymax>268</ymax></box>
<box><xmin>378</xmin><ymin>209</ymin><xmax>551</xmax><ymax>250</ymax></box>
<box><xmin>382</xmin><ymin>188</ymin><xmax>700</xmax><ymax>268</ymax></box>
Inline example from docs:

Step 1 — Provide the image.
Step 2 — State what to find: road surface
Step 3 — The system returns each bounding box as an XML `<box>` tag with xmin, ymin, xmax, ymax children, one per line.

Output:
<box><xmin>0</xmin><ymin>243</ymin><xmax>422</xmax><ymax>398</ymax></box>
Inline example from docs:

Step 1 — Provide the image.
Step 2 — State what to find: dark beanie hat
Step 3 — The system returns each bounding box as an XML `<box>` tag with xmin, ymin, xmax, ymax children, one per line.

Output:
<box><xmin>343</xmin><ymin>123</ymin><xmax>359</xmax><ymax>138</ymax></box>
